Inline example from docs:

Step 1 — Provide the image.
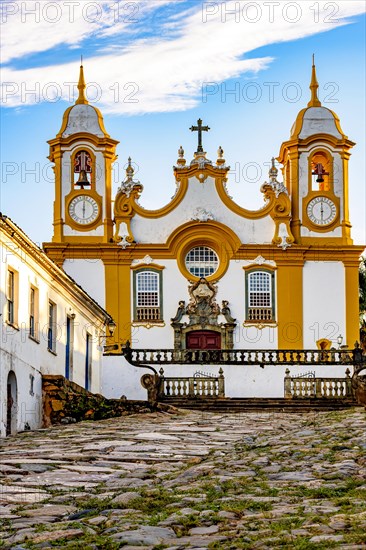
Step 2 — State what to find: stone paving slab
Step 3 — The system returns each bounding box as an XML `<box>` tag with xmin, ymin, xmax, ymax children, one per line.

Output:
<box><xmin>0</xmin><ymin>408</ymin><xmax>365</xmax><ymax>548</ymax></box>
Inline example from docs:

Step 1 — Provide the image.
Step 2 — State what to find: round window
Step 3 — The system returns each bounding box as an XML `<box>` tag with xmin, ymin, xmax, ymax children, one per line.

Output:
<box><xmin>185</xmin><ymin>246</ymin><xmax>219</xmax><ymax>278</ymax></box>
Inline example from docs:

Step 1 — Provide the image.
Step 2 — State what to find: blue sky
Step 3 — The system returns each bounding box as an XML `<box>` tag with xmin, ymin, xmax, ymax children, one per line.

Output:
<box><xmin>1</xmin><ymin>1</ymin><xmax>365</xmax><ymax>245</ymax></box>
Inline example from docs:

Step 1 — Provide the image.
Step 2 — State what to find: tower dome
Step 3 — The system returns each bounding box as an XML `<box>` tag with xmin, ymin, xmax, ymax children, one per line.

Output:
<box><xmin>290</xmin><ymin>56</ymin><xmax>347</xmax><ymax>141</ymax></box>
<box><xmin>56</xmin><ymin>63</ymin><xmax>110</xmax><ymax>138</ymax></box>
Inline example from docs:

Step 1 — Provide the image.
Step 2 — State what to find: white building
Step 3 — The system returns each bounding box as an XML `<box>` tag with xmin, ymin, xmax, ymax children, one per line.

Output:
<box><xmin>0</xmin><ymin>214</ymin><xmax>114</xmax><ymax>437</ymax></box>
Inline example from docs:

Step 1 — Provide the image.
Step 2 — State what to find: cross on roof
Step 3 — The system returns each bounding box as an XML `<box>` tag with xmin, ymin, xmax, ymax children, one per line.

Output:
<box><xmin>190</xmin><ymin>118</ymin><xmax>210</xmax><ymax>153</ymax></box>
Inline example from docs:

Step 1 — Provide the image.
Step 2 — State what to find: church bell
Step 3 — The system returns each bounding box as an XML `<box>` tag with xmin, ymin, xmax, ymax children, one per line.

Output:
<box><xmin>76</xmin><ymin>170</ymin><xmax>90</xmax><ymax>187</ymax></box>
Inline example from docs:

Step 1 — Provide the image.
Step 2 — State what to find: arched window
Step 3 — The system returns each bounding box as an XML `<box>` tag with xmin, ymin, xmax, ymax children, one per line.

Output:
<box><xmin>74</xmin><ymin>150</ymin><xmax>92</xmax><ymax>187</ymax></box>
<box><xmin>246</xmin><ymin>270</ymin><xmax>275</xmax><ymax>322</ymax></box>
<box><xmin>134</xmin><ymin>270</ymin><xmax>162</xmax><ymax>322</ymax></box>
<box><xmin>310</xmin><ymin>151</ymin><xmax>332</xmax><ymax>192</ymax></box>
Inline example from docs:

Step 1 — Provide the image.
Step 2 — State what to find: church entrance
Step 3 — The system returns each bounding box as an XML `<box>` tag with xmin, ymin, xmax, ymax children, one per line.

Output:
<box><xmin>186</xmin><ymin>330</ymin><xmax>221</xmax><ymax>350</ymax></box>
<box><xmin>6</xmin><ymin>371</ymin><xmax>17</xmax><ymax>436</ymax></box>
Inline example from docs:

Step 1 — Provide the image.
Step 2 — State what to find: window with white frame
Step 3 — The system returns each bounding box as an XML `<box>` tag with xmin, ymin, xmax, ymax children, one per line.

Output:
<box><xmin>185</xmin><ymin>246</ymin><xmax>219</xmax><ymax>278</ymax></box>
<box><xmin>48</xmin><ymin>301</ymin><xmax>57</xmax><ymax>352</ymax></box>
<box><xmin>246</xmin><ymin>270</ymin><xmax>275</xmax><ymax>322</ymax></box>
<box><xmin>6</xmin><ymin>269</ymin><xmax>19</xmax><ymax>326</ymax></box>
<box><xmin>134</xmin><ymin>269</ymin><xmax>162</xmax><ymax>322</ymax></box>
<box><xmin>29</xmin><ymin>286</ymin><xmax>39</xmax><ymax>340</ymax></box>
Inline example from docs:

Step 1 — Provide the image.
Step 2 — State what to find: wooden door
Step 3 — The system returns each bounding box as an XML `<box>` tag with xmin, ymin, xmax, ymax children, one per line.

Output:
<box><xmin>186</xmin><ymin>330</ymin><xmax>221</xmax><ymax>350</ymax></box>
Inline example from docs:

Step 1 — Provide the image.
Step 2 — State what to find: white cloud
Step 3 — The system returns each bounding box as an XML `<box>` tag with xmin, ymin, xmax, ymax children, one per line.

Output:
<box><xmin>1</xmin><ymin>1</ymin><xmax>365</xmax><ymax>114</ymax></box>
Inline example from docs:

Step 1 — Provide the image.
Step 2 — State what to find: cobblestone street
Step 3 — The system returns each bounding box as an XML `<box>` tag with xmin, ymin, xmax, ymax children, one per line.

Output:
<box><xmin>1</xmin><ymin>408</ymin><xmax>366</xmax><ymax>549</ymax></box>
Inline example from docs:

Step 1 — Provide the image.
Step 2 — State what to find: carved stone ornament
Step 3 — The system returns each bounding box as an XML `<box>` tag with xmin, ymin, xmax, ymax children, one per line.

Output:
<box><xmin>191</xmin><ymin>207</ymin><xmax>215</xmax><ymax>222</ymax></box>
<box><xmin>171</xmin><ymin>278</ymin><xmax>237</xmax><ymax>350</ymax></box>
<box><xmin>131</xmin><ymin>255</ymin><xmax>154</xmax><ymax>266</ymax></box>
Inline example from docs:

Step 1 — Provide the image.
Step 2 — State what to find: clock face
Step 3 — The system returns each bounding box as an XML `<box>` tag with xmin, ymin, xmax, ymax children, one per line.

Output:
<box><xmin>306</xmin><ymin>196</ymin><xmax>337</xmax><ymax>226</ymax></box>
<box><xmin>68</xmin><ymin>195</ymin><xmax>100</xmax><ymax>225</ymax></box>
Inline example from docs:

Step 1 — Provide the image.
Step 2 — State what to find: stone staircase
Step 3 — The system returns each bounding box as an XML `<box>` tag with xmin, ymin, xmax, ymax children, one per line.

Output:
<box><xmin>161</xmin><ymin>397</ymin><xmax>360</xmax><ymax>413</ymax></box>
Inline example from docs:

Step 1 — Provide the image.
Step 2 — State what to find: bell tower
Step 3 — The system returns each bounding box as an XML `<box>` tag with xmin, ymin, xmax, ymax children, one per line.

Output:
<box><xmin>278</xmin><ymin>57</ymin><xmax>355</xmax><ymax>245</ymax></box>
<box><xmin>48</xmin><ymin>63</ymin><xmax>119</xmax><ymax>243</ymax></box>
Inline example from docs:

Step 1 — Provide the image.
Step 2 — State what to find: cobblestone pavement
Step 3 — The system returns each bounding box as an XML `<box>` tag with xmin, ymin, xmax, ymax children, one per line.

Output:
<box><xmin>1</xmin><ymin>408</ymin><xmax>366</xmax><ymax>549</ymax></box>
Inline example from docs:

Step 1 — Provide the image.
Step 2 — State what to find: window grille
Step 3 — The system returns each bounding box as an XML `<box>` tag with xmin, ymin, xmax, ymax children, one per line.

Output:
<box><xmin>7</xmin><ymin>270</ymin><xmax>15</xmax><ymax>324</ymax></box>
<box><xmin>48</xmin><ymin>301</ymin><xmax>56</xmax><ymax>352</ymax></box>
<box><xmin>247</xmin><ymin>271</ymin><xmax>274</xmax><ymax>321</ymax></box>
<box><xmin>185</xmin><ymin>246</ymin><xmax>219</xmax><ymax>278</ymax></box>
<box><xmin>135</xmin><ymin>271</ymin><xmax>161</xmax><ymax>321</ymax></box>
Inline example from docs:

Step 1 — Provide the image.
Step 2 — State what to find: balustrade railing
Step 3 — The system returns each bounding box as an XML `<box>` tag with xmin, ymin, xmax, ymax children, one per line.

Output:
<box><xmin>159</xmin><ymin>373</ymin><xmax>225</xmax><ymax>399</ymax></box>
<box><xmin>114</xmin><ymin>342</ymin><xmax>364</xmax><ymax>368</ymax></box>
<box><xmin>284</xmin><ymin>368</ymin><xmax>353</xmax><ymax>399</ymax></box>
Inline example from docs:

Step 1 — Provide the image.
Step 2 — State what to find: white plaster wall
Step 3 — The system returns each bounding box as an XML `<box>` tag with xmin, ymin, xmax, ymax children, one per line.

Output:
<box><xmin>102</xmin><ymin>357</ymin><xmax>350</xmax><ymax>400</ymax></box>
<box><xmin>0</xmin><ymin>235</ymin><xmax>106</xmax><ymax>435</ymax></box>
<box><xmin>132</xmin><ymin>176</ymin><xmax>274</xmax><ymax>244</ymax></box>
<box><xmin>0</xmin><ymin>349</ymin><xmax>43</xmax><ymax>437</ymax></box>
<box><xmin>303</xmin><ymin>261</ymin><xmax>345</xmax><ymax>348</ymax></box>
<box><xmin>63</xmin><ymin>259</ymin><xmax>105</xmax><ymax>308</ymax></box>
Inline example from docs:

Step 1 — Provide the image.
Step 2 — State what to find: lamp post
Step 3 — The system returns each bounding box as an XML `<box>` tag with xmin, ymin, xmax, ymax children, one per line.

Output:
<box><xmin>337</xmin><ymin>334</ymin><xmax>343</xmax><ymax>349</ymax></box>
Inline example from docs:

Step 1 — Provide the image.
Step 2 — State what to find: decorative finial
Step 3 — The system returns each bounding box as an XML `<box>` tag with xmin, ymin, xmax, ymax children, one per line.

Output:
<box><xmin>216</xmin><ymin>146</ymin><xmax>225</xmax><ymax>167</ymax></box>
<box><xmin>176</xmin><ymin>145</ymin><xmax>186</xmax><ymax>167</ymax></box>
<box><xmin>126</xmin><ymin>157</ymin><xmax>134</xmax><ymax>178</ymax></box>
<box><xmin>76</xmin><ymin>60</ymin><xmax>88</xmax><ymax>105</ymax></box>
<box><xmin>269</xmin><ymin>157</ymin><xmax>278</xmax><ymax>183</ymax></box>
<box><xmin>307</xmin><ymin>54</ymin><xmax>321</xmax><ymax>107</ymax></box>
<box><xmin>190</xmin><ymin>118</ymin><xmax>210</xmax><ymax>154</ymax></box>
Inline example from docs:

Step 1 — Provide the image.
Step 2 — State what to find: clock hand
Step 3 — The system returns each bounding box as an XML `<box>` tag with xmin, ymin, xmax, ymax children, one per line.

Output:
<box><xmin>82</xmin><ymin>200</ymin><xmax>86</xmax><ymax>219</ymax></box>
<box><xmin>320</xmin><ymin>200</ymin><xmax>324</xmax><ymax>220</ymax></box>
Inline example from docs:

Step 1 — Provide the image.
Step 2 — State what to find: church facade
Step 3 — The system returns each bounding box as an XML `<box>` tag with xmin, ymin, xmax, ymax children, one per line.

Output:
<box><xmin>44</xmin><ymin>62</ymin><xmax>364</xmax><ymax>400</ymax></box>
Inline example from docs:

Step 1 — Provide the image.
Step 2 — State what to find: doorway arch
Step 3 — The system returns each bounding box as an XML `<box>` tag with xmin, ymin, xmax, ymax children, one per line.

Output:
<box><xmin>6</xmin><ymin>371</ymin><xmax>17</xmax><ymax>436</ymax></box>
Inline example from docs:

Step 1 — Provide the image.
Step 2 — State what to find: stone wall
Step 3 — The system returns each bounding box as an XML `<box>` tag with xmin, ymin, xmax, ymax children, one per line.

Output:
<box><xmin>42</xmin><ymin>375</ymin><xmax>156</xmax><ymax>427</ymax></box>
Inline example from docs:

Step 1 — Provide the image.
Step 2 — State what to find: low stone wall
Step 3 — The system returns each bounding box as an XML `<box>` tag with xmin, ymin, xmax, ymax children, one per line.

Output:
<box><xmin>42</xmin><ymin>375</ymin><xmax>157</xmax><ymax>427</ymax></box>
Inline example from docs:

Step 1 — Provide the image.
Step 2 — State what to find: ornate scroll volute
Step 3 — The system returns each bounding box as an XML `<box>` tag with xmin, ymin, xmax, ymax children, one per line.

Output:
<box><xmin>113</xmin><ymin>157</ymin><xmax>143</xmax><ymax>248</ymax></box>
<box><xmin>261</xmin><ymin>158</ymin><xmax>295</xmax><ymax>250</ymax></box>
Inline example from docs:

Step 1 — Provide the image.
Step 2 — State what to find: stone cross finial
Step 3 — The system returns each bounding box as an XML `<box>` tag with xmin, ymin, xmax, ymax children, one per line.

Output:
<box><xmin>190</xmin><ymin>118</ymin><xmax>210</xmax><ymax>153</ymax></box>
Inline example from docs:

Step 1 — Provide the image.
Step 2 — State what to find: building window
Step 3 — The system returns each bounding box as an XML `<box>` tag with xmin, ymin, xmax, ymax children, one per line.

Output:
<box><xmin>185</xmin><ymin>246</ymin><xmax>219</xmax><ymax>278</ymax></box>
<box><xmin>134</xmin><ymin>269</ymin><xmax>163</xmax><ymax>322</ymax></box>
<box><xmin>246</xmin><ymin>270</ymin><xmax>275</xmax><ymax>322</ymax></box>
<box><xmin>29</xmin><ymin>374</ymin><xmax>35</xmax><ymax>396</ymax></box>
<box><xmin>85</xmin><ymin>333</ymin><xmax>92</xmax><ymax>391</ymax></box>
<box><xmin>7</xmin><ymin>269</ymin><xmax>17</xmax><ymax>325</ymax></box>
<box><xmin>48</xmin><ymin>301</ymin><xmax>57</xmax><ymax>353</ymax></box>
<box><xmin>29</xmin><ymin>286</ymin><xmax>39</xmax><ymax>341</ymax></box>
<box><xmin>65</xmin><ymin>316</ymin><xmax>74</xmax><ymax>380</ymax></box>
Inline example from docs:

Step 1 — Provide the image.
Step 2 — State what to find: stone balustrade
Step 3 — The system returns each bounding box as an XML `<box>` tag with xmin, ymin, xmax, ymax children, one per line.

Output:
<box><xmin>284</xmin><ymin>368</ymin><xmax>353</xmax><ymax>399</ymax></box>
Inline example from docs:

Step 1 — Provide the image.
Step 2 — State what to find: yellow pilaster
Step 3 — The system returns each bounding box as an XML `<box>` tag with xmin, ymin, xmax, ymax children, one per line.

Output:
<box><xmin>344</xmin><ymin>259</ymin><xmax>360</xmax><ymax>348</ymax></box>
<box><xmin>277</xmin><ymin>259</ymin><xmax>304</xmax><ymax>349</ymax></box>
<box><xmin>104</xmin><ymin>261</ymin><xmax>131</xmax><ymax>345</ymax></box>
<box><xmin>288</xmin><ymin>150</ymin><xmax>301</xmax><ymax>243</ymax></box>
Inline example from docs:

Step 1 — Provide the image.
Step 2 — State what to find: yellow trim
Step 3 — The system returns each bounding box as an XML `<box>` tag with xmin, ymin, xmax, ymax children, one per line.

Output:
<box><xmin>105</xmin><ymin>261</ymin><xmax>131</xmax><ymax>346</ymax></box>
<box><xmin>277</xmin><ymin>261</ymin><xmax>303</xmax><ymax>349</ymax></box>
<box><xmin>44</xmin><ymin>242</ymin><xmax>365</xmax><ymax>265</ymax></box>
<box><xmin>344</xmin><ymin>260</ymin><xmax>360</xmax><ymax>349</ymax></box>
<box><xmin>76</xmin><ymin>64</ymin><xmax>88</xmax><ymax>105</ymax></box>
<box><xmin>131</xmin><ymin>321</ymin><xmax>166</xmax><ymax>329</ymax></box>
<box><xmin>130</xmin><ymin>263</ymin><xmax>165</xmax><ymax>271</ymax></box>
<box><xmin>242</xmin><ymin>264</ymin><xmax>277</xmax><ymax>271</ymax></box>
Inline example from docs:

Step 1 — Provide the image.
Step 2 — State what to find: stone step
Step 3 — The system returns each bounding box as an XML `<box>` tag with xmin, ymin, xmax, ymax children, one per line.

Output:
<box><xmin>161</xmin><ymin>397</ymin><xmax>359</xmax><ymax>412</ymax></box>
